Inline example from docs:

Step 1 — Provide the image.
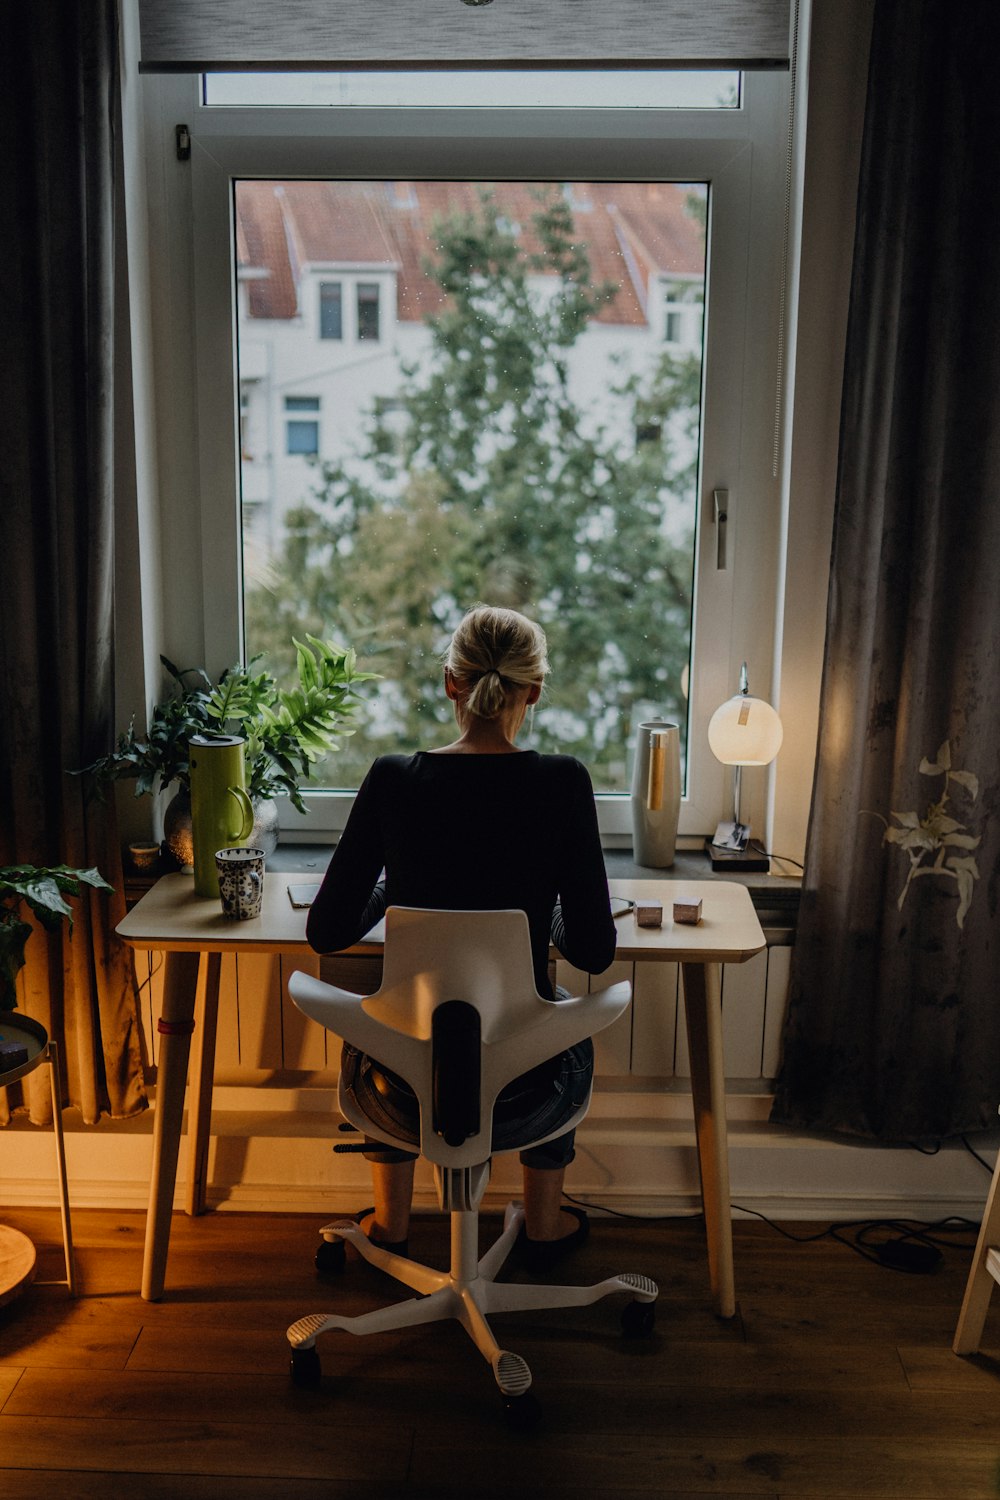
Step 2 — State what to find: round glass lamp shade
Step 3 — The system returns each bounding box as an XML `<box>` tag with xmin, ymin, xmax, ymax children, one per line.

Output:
<box><xmin>707</xmin><ymin>694</ymin><xmax>783</xmax><ymax>766</ymax></box>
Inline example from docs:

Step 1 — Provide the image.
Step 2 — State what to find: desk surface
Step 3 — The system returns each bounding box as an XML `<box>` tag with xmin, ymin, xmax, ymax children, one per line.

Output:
<box><xmin>117</xmin><ymin>873</ymin><xmax>764</xmax><ymax>965</ymax></box>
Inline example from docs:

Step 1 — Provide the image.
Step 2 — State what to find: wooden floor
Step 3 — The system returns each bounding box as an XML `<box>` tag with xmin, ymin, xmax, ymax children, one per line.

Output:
<box><xmin>1</xmin><ymin>1204</ymin><xmax>999</xmax><ymax>1498</ymax></box>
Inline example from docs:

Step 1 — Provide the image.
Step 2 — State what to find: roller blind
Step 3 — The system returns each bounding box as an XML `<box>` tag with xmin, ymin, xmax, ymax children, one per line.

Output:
<box><xmin>138</xmin><ymin>0</ymin><xmax>791</xmax><ymax>73</ymax></box>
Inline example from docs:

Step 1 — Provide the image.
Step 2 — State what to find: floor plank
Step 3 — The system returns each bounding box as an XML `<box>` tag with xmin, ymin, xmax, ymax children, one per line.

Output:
<box><xmin>0</xmin><ymin>1414</ymin><xmax>412</xmax><ymax>1483</ymax></box>
<box><xmin>0</xmin><ymin>1477</ymin><xmax>387</xmax><ymax>1500</ymax></box>
<box><xmin>407</xmin><ymin>1434</ymin><xmax>1000</xmax><ymax>1497</ymax></box>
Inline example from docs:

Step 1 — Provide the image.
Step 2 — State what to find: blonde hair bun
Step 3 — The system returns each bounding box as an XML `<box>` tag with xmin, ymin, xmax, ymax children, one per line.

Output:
<box><xmin>445</xmin><ymin>605</ymin><xmax>549</xmax><ymax>721</ymax></box>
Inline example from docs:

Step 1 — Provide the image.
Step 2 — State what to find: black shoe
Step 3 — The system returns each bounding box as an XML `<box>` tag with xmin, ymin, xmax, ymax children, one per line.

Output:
<box><xmin>521</xmin><ymin>1206</ymin><xmax>589</xmax><ymax>1272</ymax></box>
<box><xmin>352</xmin><ymin>1206</ymin><xmax>409</xmax><ymax>1258</ymax></box>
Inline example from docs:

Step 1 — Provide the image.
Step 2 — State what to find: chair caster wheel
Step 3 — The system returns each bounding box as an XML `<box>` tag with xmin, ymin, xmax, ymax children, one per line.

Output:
<box><xmin>315</xmin><ymin>1237</ymin><xmax>346</xmax><ymax>1275</ymax></box>
<box><xmin>503</xmin><ymin>1390</ymin><xmax>542</xmax><ymax>1430</ymax></box>
<box><xmin>290</xmin><ymin>1346</ymin><xmax>322</xmax><ymax>1388</ymax></box>
<box><xmin>621</xmin><ymin>1299</ymin><xmax>656</xmax><ymax>1338</ymax></box>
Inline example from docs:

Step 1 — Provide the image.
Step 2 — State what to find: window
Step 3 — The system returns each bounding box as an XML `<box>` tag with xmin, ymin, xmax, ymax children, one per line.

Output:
<box><xmin>236</xmin><ymin>177</ymin><xmax>707</xmax><ymax>795</ymax></box>
<box><xmin>356</xmin><ymin>282</ymin><xmax>380</xmax><ymax>341</ymax></box>
<box><xmin>285</xmin><ymin>396</ymin><xmax>320</xmax><ymax>455</ymax></box>
<box><xmin>156</xmin><ymin>69</ymin><xmax>789</xmax><ymax>839</ymax></box>
<box><xmin>319</xmin><ymin>282</ymin><xmax>343</xmax><ymax>339</ymax></box>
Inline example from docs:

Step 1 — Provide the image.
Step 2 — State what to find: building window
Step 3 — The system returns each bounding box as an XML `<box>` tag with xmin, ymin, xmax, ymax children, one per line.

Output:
<box><xmin>285</xmin><ymin>396</ymin><xmax>320</xmax><ymax>455</ymax></box>
<box><xmin>356</xmin><ymin>283</ymin><xmax>380</xmax><ymax>341</ymax></box>
<box><xmin>319</xmin><ymin>282</ymin><xmax>343</xmax><ymax>339</ymax></box>
<box><xmin>664</xmin><ymin>310</ymin><xmax>683</xmax><ymax>344</ymax></box>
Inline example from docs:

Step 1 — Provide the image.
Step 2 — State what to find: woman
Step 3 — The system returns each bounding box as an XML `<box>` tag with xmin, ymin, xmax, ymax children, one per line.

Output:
<box><xmin>307</xmin><ymin>604</ymin><xmax>616</xmax><ymax>1267</ymax></box>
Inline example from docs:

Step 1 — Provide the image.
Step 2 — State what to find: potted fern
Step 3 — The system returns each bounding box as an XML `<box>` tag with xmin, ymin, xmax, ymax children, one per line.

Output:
<box><xmin>77</xmin><ymin>636</ymin><xmax>377</xmax><ymax>863</ymax></box>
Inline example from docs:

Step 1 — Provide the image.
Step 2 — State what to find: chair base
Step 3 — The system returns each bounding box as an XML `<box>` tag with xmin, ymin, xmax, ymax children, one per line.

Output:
<box><xmin>287</xmin><ymin>1201</ymin><xmax>658</xmax><ymax>1400</ymax></box>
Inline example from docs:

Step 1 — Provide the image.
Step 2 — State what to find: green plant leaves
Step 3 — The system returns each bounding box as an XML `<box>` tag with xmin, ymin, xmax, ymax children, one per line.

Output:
<box><xmin>0</xmin><ymin>919</ymin><xmax>32</xmax><ymax>1013</ymax></box>
<box><xmin>72</xmin><ymin>640</ymin><xmax>377</xmax><ymax>811</ymax></box>
<box><xmin>0</xmin><ymin>865</ymin><xmax>114</xmax><ymax>1010</ymax></box>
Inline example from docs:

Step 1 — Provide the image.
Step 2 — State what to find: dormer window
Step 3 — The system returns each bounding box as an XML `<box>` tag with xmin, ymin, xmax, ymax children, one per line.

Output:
<box><xmin>357</xmin><ymin>283</ymin><xmax>380</xmax><ymax>341</ymax></box>
<box><xmin>319</xmin><ymin>282</ymin><xmax>343</xmax><ymax>339</ymax></box>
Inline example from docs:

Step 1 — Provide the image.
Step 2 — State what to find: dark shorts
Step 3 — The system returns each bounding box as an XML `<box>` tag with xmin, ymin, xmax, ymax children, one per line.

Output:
<box><xmin>340</xmin><ymin>989</ymin><xmax>594</xmax><ymax>1171</ymax></box>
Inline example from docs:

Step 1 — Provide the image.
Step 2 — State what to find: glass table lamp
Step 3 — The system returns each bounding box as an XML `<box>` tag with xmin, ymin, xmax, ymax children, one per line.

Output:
<box><xmin>706</xmin><ymin>663</ymin><xmax>783</xmax><ymax>872</ymax></box>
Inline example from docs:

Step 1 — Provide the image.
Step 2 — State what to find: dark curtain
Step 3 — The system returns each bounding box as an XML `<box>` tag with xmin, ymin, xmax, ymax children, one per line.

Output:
<box><xmin>0</xmin><ymin>3</ymin><xmax>147</xmax><ymax>1124</ymax></box>
<box><xmin>771</xmin><ymin>1</ymin><xmax>1000</xmax><ymax>1141</ymax></box>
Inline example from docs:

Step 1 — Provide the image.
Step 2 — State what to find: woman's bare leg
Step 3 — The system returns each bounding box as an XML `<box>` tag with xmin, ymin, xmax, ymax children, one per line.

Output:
<box><xmin>362</xmin><ymin>1159</ymin><xmax>580</xmax><ymax>1244</ymax></box>
<box><xmin>521</xmin><ymin>1165</ymin><xmax>582</xmax><ymax>1240</ymax></box>
<box><xmin>363</xmin><ymin>1158</ymin><xmax>415</xmax><ymax>1243</ymax></box>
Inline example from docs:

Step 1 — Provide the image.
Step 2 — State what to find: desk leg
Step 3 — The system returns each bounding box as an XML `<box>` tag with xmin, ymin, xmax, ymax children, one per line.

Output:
<box><xmin>142</xmin><ymin>950</ymin><xmax>200</xmax><ymax>1301</ymax></box>
<box><xmin>185</xmin><ymin>952</ymin><xmax>221</xmax><ymax>1216</ymax></box>
<box><xmin>681</xmin><ymin>960</ymin><xmax>736</xmax><ymax>1319</ymax></box>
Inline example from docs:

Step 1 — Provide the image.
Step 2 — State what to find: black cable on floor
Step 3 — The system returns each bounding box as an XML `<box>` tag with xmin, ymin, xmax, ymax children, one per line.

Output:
<box><xmin>562</xmin><ymin>1191</ymin><xmax>703</xmax><ymax>1226</ymax></box>
<box><xmin>562</xmin><ymin>1191</ymin><xmax>981</xmax><ymax>1273</ymax></box>
<box><xmin>731</xmin><ymin>1205</ymin><xmax>980</xmax><ymax>1272</ymax></box>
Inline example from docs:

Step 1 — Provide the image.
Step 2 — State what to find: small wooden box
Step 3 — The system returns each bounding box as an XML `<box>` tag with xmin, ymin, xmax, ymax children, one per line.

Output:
<box><xmin>672</xmin><ymin>898</ymin><xmax>703</xmax><ymax>926</ymax></box>
<box><xmin>635</xmin><ymin>901</ymin><xmax>663</xmax><ymax>928</ymax></box>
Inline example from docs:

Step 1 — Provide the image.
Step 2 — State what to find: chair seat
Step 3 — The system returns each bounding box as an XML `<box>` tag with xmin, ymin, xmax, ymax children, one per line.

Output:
<box><xmin>343</xmin><ymin>1038</ymin><xmax>594</xmax><ymax>1154</ymax></box>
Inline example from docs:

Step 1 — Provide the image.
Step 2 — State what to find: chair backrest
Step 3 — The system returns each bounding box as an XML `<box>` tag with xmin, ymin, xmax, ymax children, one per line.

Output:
<box><xmin>289</xmin><ymin>905</ymin><xmax>631</xmax><ymax>1169</ymax></box>
<box><xmin>366</xmin><ymin>907</ymin><xmax>548</xmax><ymax>1043</ymax></box>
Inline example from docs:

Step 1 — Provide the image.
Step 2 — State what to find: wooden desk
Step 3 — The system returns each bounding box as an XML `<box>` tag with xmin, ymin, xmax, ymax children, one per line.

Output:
<box><xmin>117</xmin><ymin>873</ymin><xmax>764</xmax><ymax>1314</ymax></box>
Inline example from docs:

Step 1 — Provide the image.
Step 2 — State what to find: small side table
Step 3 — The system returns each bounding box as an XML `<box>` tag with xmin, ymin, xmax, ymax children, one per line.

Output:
<box><xmin>0</xmin><ymin>1013</ymin><xmax>76</xmax><ymax>1298</ymax></box>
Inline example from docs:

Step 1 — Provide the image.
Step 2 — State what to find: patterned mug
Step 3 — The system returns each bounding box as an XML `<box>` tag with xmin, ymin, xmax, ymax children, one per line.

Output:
<box><xmin>215</xmin><ymin>846</ymin><xmax>265</xmax><ymax>920</ymax></box>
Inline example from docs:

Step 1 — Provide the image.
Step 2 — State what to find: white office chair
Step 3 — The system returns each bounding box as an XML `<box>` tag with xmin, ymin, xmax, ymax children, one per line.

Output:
<box><xmin>285</xmin><ymin>906</ymin><xmax>658</xmax><ymax>1423</ymax></box>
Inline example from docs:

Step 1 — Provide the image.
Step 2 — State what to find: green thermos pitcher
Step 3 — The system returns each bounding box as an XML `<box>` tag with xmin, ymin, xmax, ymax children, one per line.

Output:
<box><xmin>189</xmin><ymin>734</ymin><xmax>255</xmax><ymax>897</ymax></box>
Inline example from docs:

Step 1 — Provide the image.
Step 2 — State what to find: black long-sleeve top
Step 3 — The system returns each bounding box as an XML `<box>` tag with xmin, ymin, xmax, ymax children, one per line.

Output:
<box><xmin>306</xmin><ymin>751</ymin><xmax>617</xmax><ymax>999</ymax></box>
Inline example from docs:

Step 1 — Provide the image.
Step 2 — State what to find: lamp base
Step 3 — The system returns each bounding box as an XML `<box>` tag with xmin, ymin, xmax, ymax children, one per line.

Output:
<box><xmin>705</xmin><ymin>827</ymin><xmax>770</xmax><ymax>873</ymax></box>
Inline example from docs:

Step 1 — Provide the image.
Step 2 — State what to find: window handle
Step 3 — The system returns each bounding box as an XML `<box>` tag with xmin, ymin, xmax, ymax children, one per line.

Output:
<box><xmin>713</xmin><ymin>488</ymin><xmax>729</xmax><ymax>570</ymax></box>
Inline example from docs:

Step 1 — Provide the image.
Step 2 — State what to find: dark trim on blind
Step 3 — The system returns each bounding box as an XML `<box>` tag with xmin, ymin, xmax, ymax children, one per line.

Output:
<box><xmin>138</xmin><ymin>1</ymin><xmax>791</xmax><ymax>73</ymax></box>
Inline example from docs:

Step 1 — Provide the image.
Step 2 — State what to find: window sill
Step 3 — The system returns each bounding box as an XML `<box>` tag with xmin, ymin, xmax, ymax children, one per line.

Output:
<box><xmin>263</xmin><ymin>842</ymin><xmax>801</xmax><ymax>934</ymax></box>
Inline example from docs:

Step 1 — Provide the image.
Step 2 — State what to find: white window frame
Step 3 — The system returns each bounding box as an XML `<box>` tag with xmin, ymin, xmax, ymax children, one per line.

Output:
<box><xmin>142</xmin><ymin>71</ymin><xmax>789</xmax><ymax>843</ymax></box>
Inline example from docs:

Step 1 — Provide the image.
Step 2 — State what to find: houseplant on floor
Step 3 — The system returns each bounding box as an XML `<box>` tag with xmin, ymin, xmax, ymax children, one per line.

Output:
<box><xmin>1</xmin><ymin>864</ymin><xmax>113</xmax><ymax>1018</ymax></box>
<box><xmin>75</xmin><ymin>636</ymin><xmax>377</xmax><ymax>864</ymax></box>
<box><xmin>0</xmin><ymin>863</ymin><xmax>108</xmax><ymax>1302</ymax></box>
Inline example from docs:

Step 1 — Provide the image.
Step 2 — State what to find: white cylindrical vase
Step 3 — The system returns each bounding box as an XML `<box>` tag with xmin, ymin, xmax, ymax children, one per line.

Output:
<box><xmin>630</xmin><ymin>719</ymin><xmax>681</xmax><ymax>868</ymax></box>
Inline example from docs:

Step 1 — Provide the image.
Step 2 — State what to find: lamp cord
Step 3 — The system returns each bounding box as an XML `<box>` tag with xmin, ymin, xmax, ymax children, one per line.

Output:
<box><xmin>747</xmin><ymin>838</ymin><xmax>804</xmax><ymax>871</ymax></box>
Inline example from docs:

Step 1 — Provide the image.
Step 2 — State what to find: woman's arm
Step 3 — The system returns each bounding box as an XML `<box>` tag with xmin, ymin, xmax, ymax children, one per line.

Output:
<box><xmin>550</xmin><ymin>759</ymin><xmax>617</xmax><ymax>976</ymax></box>
<box><xmin>306</xmin><ymin>761</ymin><xmax>387</xmax><ymax>954</ymax></box>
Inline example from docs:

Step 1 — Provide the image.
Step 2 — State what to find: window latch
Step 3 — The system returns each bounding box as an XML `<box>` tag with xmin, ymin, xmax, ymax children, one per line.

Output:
<box><xmin>713</xmin><ymin>488</ymin><xmax>729</xmax><ymax>570</ymax></box>
<box><xmin>175</xmin><ymin>124</ymin><xmax>191</xmax><ymax>163</ymax></box>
